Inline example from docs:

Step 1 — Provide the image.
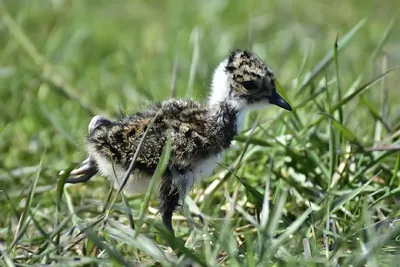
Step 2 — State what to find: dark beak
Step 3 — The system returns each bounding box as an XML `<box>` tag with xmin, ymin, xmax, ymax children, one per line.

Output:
<box><xmin>269</xmin><ymin>91</ymin><xmax>292</xmax><ymax>111</ymax></box>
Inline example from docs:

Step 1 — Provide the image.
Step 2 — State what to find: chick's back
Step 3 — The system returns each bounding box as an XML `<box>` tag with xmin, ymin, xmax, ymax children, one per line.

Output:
<box><xmin>87</xmin><ymin>99</ymin><xmax>217</xmax><ymax>175</ymax></box>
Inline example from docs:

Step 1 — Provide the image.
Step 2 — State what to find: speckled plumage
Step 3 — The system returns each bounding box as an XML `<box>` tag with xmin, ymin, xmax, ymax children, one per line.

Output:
<box><xmin>62</xmin><ymin>49</ymin><xmax>292</xmax><ymax>233</ymax></box>
<box><xmin>89</xmin><ymin>100</ymin><xmax>236</xmax><ymax>174</ymax></box>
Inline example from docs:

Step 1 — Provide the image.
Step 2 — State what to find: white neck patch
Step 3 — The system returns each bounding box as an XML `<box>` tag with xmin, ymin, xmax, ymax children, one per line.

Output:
<box><xmin>208</xmin><ymin>59</ymin><xmax>230</xmax><ymax>106</ymax></box>
<box><xmin>207</xmin><ymin>58</ymin><xmax>272</xmax><ymax>132</ymax></box>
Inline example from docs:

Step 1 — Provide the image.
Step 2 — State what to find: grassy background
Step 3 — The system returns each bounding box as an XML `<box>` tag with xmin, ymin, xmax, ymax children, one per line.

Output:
<box><xmin>1</xmin><ymin>0</ymin><xmax>400</xmax><ymax>266</ymax></box>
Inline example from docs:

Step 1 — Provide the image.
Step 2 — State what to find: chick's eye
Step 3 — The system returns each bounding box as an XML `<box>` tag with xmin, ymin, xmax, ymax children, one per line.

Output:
<box><xmin>241</xmin><ymin>80</ymin><xmax>259</xmax><ymax>91</ymax></box>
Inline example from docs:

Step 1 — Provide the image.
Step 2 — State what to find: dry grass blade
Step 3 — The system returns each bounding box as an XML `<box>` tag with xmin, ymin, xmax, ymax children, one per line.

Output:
<box><xmin>0</xmin><ymin>243</ymin><xmax>16</xmax><ymax>267</ymax></box>
<box><xmin>364</xmin><ymin>145</ymin><xmax>400</xmax><ymax>152</ymax></box>
<box><xmin>260</xmin><ymin>159</ymin><xmax>273</xmax><ymax>230</ymax></box>
<box><xmin>303</xmin><ymin>238</ymin><xmax>312</xmax><ymax>259</ymax></box>
<box><xmin>170</xmin><ymin>52</ymin><xmax>179</xmax><ymax>98</ymax></box>
<box><xmin>187</xmin><ymin>27</ymin><xmax>201</xmax><ymax>97</ymax></box>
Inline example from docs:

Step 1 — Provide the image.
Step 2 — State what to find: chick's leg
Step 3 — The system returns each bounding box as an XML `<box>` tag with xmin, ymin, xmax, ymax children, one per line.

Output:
<box><xmin>159</xmin><ymin>175</ymin><xmax>181</xmax><ymax>234</ymax></box>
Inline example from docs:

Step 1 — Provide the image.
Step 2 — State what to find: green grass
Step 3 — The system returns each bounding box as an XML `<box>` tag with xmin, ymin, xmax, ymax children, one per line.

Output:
<box><xmin>1</xmin><ymin>0</ymin><xmax>400</xmax><ymax>266</ymax></box>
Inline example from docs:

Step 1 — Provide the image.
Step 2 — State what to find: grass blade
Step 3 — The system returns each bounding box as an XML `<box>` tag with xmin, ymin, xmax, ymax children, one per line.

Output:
<box><xmin>333</xmin><ymin>34</ymin><xmax>343</xmax><ymax>124</ymax></box>
<box><xmin>233</xmin><ymin>136</ymin><xmax>272</xmax><ymax>147</ymax></box>
<box><xmin>361</xmin><ymin>96</ymin><xmax>391</xmax><ymax>132</ymax></box>
<box><xmin>103</xmin><ymin>112</ymin><xmax>160</xmax><ymax>224</ymax></box>
<box><xmin>306</xmin><ymin>65</ymin><xmax>400</xmax><ymax>132</ymax></box>
<box><xmin>320</xmin><ymin>113</ymin><xmax>358</xmax><ymax>143</ymax></box>
<box><xmin>121</xmin><ymin>192</ymin><xmax>135</xmax><ymax>230</ymax></box>
<box><xmin>0</xmin><ymin>243</ymin><xmax>16</xmax><ymax>267</ymax></box>
<box><xmin>351</xmin><ymin>222</ymin><xmax>400</xmax><ymax>267</ymax></box>
<box><xmin>260</xmin><ymin>159</ymin><xmax>273</xmax><ymax>230</ymax></box>
<box><xmin>135</xmin><ymin>132</ymin><xmax>172</xmax><ymax>236</ymax></box>
<box><xmin>389</xmin><ymin>153</ymin><xmax>400</xmax><ymax>188</ymax></box>
<box><xmin>272</xmin><ymin>206</ymin><xmax>313</xmax><ymax>250</ymax></box>
<box><xmin>63</xmin><ymin>188</ymin><xmax>131</xmax><ymax>266</ymax></box>
<box><xmin>296</xmin><ymin>18</ymin><xmax>366</xmax><ymax>95</ymax></box>
<box><xmin>371</xmin><ymin>18</ymin><xmax>396</xmax><ymax>62</ymax></box>
<box><xmin>224</xmin><ymin>164</ymin><xmax>292</xmax><ymax>225</ymax></box>
<box><xmin>330</xmin><ymin>65</ymin><xmax>400</xmax><ymax>113</ymax></box>
<box><xmin>105</xmin><ymin>219</ymin><xmax>171</xmax><ymax>265</ymax></box>
<box><xmin>7</xmin><ymin>152</ymin><xmax>44</xmax><ymax>254</ymax></box>
<box><xmin>1</xmin><ymin>190</ymin><xmax>20</xmax><ymax>219</ymax></box>
<box><xmin>266</xmin><ymin>188</ymin><xmax>287</xmax><ymax>239</ymax></box>
<box><xmin>154</xmin><ymin>222</ymin><xmax>208</xmax><ymax>267</ymax></box>
<box><xmin>331</xmin><ymin>175</ymin><xmax>374</xmax><ymax>214</ymax></box>
<box><xmin>187</xmin><ymin>27</ymin><xmax>201</xmax><ymax>97</ymax></box>
<box><xmin>83</xmin><ymin>226</ymin><xmax>133</xmax><ymax>266</ymax></box>
<box><xmin>55</xmin><ymin>165</ymin><xmax>75</xmax><ymax>252</ymax></box>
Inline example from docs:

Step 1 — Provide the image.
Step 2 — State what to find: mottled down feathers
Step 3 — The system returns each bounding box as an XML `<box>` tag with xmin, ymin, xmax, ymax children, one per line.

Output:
<box><xmin>63</xmin><ymin>49</ymin><xmax>291</xmax><ymax>233</ymax></box>
<box><xmin>88</xmin><ymin>99</ymin><xmax>237</xmax><ymax>175</ymax></box>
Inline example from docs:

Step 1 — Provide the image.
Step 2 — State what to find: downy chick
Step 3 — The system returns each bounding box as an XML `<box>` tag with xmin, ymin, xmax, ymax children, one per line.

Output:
<box><xmin>64</xmin><ymin>49</ymin><xmax>292</xmax><ymax>233</ymax></box>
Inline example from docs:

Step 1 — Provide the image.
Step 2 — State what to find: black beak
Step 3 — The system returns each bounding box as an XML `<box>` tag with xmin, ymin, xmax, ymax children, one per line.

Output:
<box><xmin>269</xmin><ymin>91</ymin><xmax>292</xmax><ymax>111</ymax></box>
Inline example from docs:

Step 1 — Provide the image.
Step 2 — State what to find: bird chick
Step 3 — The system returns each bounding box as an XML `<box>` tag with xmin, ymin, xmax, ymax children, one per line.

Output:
<box><xmin>63</xmin><ymin>49</ymin><xmax>292</xmax><ymax>233</ymax></box>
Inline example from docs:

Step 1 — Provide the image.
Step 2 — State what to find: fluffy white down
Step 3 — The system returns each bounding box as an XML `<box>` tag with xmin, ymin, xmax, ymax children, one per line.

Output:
<box><xmin>208</xmin><ymin>59</ymin><xmax>230</xmax><ymax>107</ymax></box>
<box><xmin>89</xmin><ymin>146</ymin><xmax>154</xmax><ymax>195</ymax></box>
<box><xmin>90</xmin><ymin>143</ymin><xmax>221</xmax><ymax>196</ymax></box>
<box><xmin>208</xmin><ymin>59</ymin><xmax>245</xmax><ymax>131</ymax></box>
<box><xmin>179</xmin><ymin>153</ymin><xmax>222</xmax><ymax>196</ymax></box>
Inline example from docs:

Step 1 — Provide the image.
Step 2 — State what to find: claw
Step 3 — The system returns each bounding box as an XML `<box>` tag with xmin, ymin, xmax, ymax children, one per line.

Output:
<box><xmin>60</xmin><ymin>115</ymin><xmax>111</xmax><ymax>184</ymax></box>
<box><xmin>61</xmin><ymin>157</ymin><xmax>98</xmax><ymax>184</ymax></box>
<box><xmin>70</xmin><ymin>161</ymin><xmax>92</xmax><ymax>176</ymax></box>
<box><xmin>82</xmin><ymin>157</ymin><xmax>90</xmax><ymax>165</ymax></box>
<box><xmin>65</xmin><ymin>165</ymin><xmax>98</xmax><ymax>183</ymax></box>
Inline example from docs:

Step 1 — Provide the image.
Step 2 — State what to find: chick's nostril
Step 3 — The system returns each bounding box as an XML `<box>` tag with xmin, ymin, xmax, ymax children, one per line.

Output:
<box><xmin>88</xmin><ymin>115</ymin><xmax>112</xmax><ymax>134</ymax></box>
